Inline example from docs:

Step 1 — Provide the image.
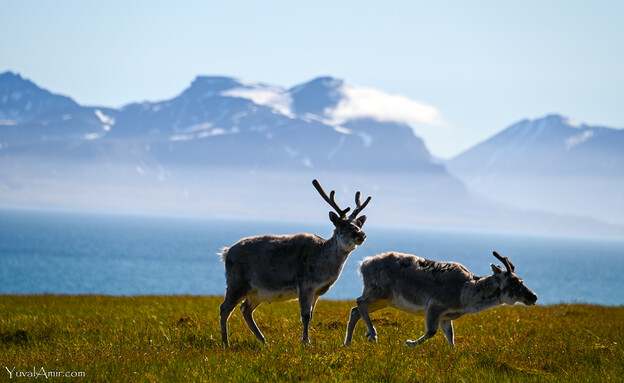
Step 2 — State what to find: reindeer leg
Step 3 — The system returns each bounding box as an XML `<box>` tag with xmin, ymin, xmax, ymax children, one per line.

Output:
<box><xmin>220</xmin><ymin>283</ymin><xmax>250</xmax><ymax>347</ymax></box>
<box><xmin>240</xmin><ymin>297</ymin><xmax>265</xmax><ymax>343</ymax></box>
<box><xmin>440</xmin><ymin>320</ymin><xmax>454</xmax><ymax>347</ymax></box>
<box><xmin>309</xmin><ymin>295</ymin><xmax>320</xmax><ymax>322</ymax></box>
<box><xmin>406</xmin><ymin>304</ymin><xmax>444</xmax><ymax>346</ymax></box>
<box><xmin>344</xmin><ymin>306</ymin><xmax>360</xmax><ymax>345</ymax></box>
<box><xmin>298</xmin><ymin>287</ymin><xmax>315</xmax><ymax>344</ymax></box>
<box><xmin>357</xmin><ymin>296</ymin><xmax>387</xmax><ymax>343</ymax></box>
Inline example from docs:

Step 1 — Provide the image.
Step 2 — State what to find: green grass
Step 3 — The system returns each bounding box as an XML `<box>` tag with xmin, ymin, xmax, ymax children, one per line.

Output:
<box><xmin>1</xmin><ymin>296</ymin><xmax>622</xmax><ymax>382</ymax></box>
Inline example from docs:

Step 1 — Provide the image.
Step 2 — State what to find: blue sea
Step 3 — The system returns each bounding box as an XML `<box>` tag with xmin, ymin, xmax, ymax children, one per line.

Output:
<box><xmin>1</xmin><ymin>209</ymin><xmax>623</xmax><ymax>305</ymax></box>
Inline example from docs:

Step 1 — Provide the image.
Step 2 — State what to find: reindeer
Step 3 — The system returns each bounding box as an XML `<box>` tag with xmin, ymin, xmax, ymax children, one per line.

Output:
<box><xmin>344</xmin><ymin>251</ymin><xmax>537</xmax><ymax>347</ymax></box>
<box><xmin>220</xmin><ymin>179</ymin><xmax>371</xmax><ymax>346</ymax></box>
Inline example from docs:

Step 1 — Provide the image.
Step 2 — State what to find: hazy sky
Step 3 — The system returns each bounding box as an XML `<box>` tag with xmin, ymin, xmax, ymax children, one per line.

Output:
<box><xmin>2</xmin><ymin>1</ymin><xmax>622</xmax><ymax>158</ymax></box>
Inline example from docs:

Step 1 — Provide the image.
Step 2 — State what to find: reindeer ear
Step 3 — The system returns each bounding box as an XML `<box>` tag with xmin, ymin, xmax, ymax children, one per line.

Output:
<box><xmin>491</xmin><ymin>264</ymin><xmax>504</xmax><ymax>274</ymax></box>
<box><xmin>355</xmin><ymin>215</ymin><xmax>367</xmax><ymax>227</ymax></box>
<box><xmin>329</xmin><ymin>211</ymin><xmax>340</xmax><ymax>225</ymax></box>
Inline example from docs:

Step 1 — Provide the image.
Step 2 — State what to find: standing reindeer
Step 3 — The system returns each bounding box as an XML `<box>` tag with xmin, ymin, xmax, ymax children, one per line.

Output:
<box><xmin>344</xmin><ymin>251</ymin><xmax>537</xmax><ymax>347</ymax></box>
<box><xmin>220</xmin><ymin>179</ymin><xmax>371</xmax><ymax>346</ymax></box>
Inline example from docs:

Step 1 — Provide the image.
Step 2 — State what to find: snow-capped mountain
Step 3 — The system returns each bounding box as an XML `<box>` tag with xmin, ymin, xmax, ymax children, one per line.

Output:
<box><xmin>0</xmin><ymin>72</ymin><xmax>78</xmax><ymax>123</ymax></box>
<box><xmin>0</xmin><ymin>71</ymin><xmax>468</xmax><ymax>220</ymax></box>
<box><xmin>0</xmin><ymin>72</ymin><xmax>621</xmax><ymax>236</ymax></box>
<box><xmin>0</xmin><ymin>72</ymin><xmax>116</xmax><ymax>149</ymax></box>
<box><xmin>447</xmin><ymin>114</ymin><xmax>624</xmax><ymax>224</ymax></box>
<box><xmin>0</xmin><ymin>71</ymin><xmax>444</xmax><ymax>173</ymax></box>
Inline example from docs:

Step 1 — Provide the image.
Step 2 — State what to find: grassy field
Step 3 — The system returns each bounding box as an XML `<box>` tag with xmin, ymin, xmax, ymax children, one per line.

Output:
<box><xmin>1</xmin><ymin>296</ymin><xmax>622</xmax><ymax>382</ymax></box>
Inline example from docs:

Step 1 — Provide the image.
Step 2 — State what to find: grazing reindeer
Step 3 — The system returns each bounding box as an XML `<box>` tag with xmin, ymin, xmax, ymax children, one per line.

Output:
<box><xmin>344</xmin><ymin>251</ymin><xmax>537</xmax><ymax>347</ymax></box>
<box><xmin>220</xmin><ymin>179</ymin><xmax>371</xmax><ymax>346</ymax></box>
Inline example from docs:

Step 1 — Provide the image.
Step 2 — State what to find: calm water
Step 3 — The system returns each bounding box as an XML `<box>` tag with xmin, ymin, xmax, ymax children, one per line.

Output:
<box><xmin>1</xmin><ymin>209</ymin><xmax>623</xmax><ymax>305</ymax></box>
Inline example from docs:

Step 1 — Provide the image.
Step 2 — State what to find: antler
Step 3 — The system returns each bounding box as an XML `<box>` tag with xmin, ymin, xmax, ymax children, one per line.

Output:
<box><xmin>493</xmin><ymin>251</ymin><xmax>515</xmax><ymax>273</ymax></box>
<box><xmin>348</xmin><ymin>190</ymin><xmax>372</xmax><ymax>220</ymax></box>
<box><xmin>312</xmin><ymin>179</ymin><xmax>350</xmax><ymax>218</ymax></box>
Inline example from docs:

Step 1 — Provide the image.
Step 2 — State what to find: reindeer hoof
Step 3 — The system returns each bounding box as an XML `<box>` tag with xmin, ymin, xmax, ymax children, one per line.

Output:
<box><xmin>405</xmin><ymin>340</ymin><xmax>418</xmax><ymax>347</ymax></box>
<box><xmin>300</xmin><ymin>338</ymin><xmax>311</xmax><ymax>345</ymax></box>
<box><xmin>366</xmin><ymin>332</ymin><xmax>377</xmax><ymax>342</ymax></box>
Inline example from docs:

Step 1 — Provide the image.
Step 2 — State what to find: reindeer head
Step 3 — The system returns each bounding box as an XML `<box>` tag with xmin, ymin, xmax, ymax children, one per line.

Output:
<box><xmin>491</xmin><ymin>251</ymin><xmax>538</xmax><ymax>306</ymax></box>
<box><xmin>313</xmin><ymin>179</ymin><xmax>370</xmax><ymax>251</ymax></box>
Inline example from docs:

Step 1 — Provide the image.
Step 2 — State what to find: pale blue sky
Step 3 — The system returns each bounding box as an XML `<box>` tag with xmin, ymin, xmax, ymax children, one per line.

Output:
<box><xmin>2</xmin><ymin>0</ymin><xmax>622</xmax><ymax>158</ymax></box>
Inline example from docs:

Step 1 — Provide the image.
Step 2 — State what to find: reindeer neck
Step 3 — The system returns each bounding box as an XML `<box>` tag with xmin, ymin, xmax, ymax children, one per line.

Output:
<box><xmin>324</xmin><ymin>234</ymin><xmax>354</xmax><ymax>260</ymax></box>
<box><xmin>464</xmin><ymin>274</ymin><xmax>503</xmax><ymax>312</ymax></box>
<box><xmin>474</xmin><ymin>274</ymin><xmax>502</xmax><ymax>298</ymax></box>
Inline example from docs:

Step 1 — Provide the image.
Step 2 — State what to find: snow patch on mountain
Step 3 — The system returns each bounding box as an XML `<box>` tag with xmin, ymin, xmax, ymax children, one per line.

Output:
<box><xmin>94</xmin><ymin>109</ymin><xmax>115</xmax><ymax>132</ymax></box>
<box><xmin>169</xmin><ymin>126</ymin><xmax>228</xmax><ymax>141</ymax></box>
<box><xmin>84</xmin><ymin>132</ymin><xmax>103</xmax><ymax>140</ymax></box>
<box><xmin>180</xmin><ymin>122</ymin><xmax>213</xmax><ymax>133</ymax></box>
<box><xmin>357</xmin><ymin>131</ymin><xmax>373</xmax><ymax>147</ymax></box>
<box><xmin>565</xmin><ymin>130</ymin><xmax>594</xmax><ymax>150</ymax></box>
<box><xmin>333</xmin><ymin>126</ymin><xmax>352</xmax><ymax>134</ymax></box>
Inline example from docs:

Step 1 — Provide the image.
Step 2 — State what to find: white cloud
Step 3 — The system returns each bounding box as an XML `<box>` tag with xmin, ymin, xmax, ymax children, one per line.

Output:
<box><xmin>326</xmin><ymin>85</ymin><xmax>442</xmax><ymax>126</ymax></box>
<box><xmin>222</xmin><ymin>87</ymin><xmax>293</xmax><ymax>117</ymax></box>
<box><xmin>564</xmin><ymin>118</ymin><xmax>581</xmax><ymax>128</ymax></box>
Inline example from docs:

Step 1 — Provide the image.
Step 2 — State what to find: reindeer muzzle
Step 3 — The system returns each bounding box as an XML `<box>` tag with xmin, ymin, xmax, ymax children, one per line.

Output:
<box><xmin>355</xmin><ymin>232</ymin><xmax>366</xmax><ymax>245</ymax></box>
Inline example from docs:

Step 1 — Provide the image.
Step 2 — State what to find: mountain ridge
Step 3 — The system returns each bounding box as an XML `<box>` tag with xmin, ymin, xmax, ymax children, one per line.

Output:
<box><xmin>0</xmin><ymin>71</ymin><xmax>443</xmax><ymax>174</ymax></box>
<box><xmin>448</xmin><ymin>114</ymin><xmax>624</xmax><ymax>224</ymax></box>
<box><xmin>1</xmin><ymin>71</ymin><xmax>621</xmax><ymax>236</ymax></box>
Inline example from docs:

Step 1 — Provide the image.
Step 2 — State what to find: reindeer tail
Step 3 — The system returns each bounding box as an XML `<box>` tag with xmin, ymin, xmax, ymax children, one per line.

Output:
<box><xmin>218</xmin><ymin>247</ymin><xmax>230</xmax><ymax>263</ymax></box>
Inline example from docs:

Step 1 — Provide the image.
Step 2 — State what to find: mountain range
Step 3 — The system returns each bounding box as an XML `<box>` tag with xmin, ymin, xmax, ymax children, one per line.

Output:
<box><xmin>0</xmin><ymin>73</ymin><xmax>443</xmax><ymax>172</ymax></box>
<box><xmin>1</xmin><ymin>71</ymin><xmax>622</xmax><ymax>236</ymax></box>
<box><xmin>447</xmin><ymin>114</ymin><xmax>624</xmax><ymax>225</ymax></box>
